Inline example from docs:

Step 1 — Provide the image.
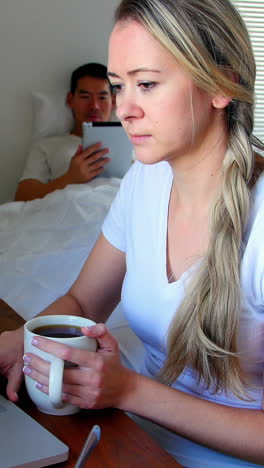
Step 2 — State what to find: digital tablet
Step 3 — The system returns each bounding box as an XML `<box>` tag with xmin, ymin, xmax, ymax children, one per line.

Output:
<box><xmin>82</xmin><ymin>122</ymin><xmax>133</xmax><ymax>178</ymax></box>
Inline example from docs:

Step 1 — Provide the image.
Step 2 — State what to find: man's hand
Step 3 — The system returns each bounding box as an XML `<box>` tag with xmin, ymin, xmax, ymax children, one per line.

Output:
<box><xmin>66</xmin><ymin>143</ymin><xmax>110</xmax><ymax>184</ymax></box>
<box><xmin>15</xmin><ymin>143</ymin><xmax>111</xmax><ymax>201</ymax></box>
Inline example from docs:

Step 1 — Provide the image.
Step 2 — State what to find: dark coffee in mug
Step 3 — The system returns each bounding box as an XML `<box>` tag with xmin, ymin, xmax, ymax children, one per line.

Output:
<box><xmin>32</xmin><ymin>324</ymin><xmax>83</xmax><ymax>339</ymax></box>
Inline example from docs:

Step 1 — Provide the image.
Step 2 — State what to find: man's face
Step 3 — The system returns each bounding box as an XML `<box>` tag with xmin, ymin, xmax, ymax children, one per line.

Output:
<box><xmin>67</xmin><ymin>76</ymin><xmax>114</xmax><ymax>135</ymax></box>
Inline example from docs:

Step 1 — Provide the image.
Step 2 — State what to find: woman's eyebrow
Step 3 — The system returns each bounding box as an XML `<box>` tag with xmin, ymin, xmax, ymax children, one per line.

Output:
<box><xmin>107</xmin><ymin>68</ymin><xmax>161</xmax><ymax>78</ymax></box>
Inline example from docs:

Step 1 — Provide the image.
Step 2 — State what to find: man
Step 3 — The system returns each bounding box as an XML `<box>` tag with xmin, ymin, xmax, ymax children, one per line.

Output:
<box><xmin>15</xmin><ymin>63</ymin><xmax>115</xmax><ymax>201</ymax></box>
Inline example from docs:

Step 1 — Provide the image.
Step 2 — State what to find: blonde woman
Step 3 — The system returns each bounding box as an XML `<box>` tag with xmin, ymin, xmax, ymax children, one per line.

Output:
<box><xmin>1</xmin><ymin>0</ymin><xmax>264</xmax><ymax>466</ymax></box>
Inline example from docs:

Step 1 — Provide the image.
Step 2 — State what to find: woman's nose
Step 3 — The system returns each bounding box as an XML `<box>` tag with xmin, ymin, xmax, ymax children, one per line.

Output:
<box><xmin>116</xmin><ymin>95</ymin><xmax>144</xmax><ymax>121</ymax></box>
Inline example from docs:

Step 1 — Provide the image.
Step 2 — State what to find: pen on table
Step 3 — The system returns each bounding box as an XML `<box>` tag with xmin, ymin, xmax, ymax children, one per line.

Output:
<box><xmin>74</xmin><ymin>424</ymin><xmax>101</xmax><ymax>468</ymax></box>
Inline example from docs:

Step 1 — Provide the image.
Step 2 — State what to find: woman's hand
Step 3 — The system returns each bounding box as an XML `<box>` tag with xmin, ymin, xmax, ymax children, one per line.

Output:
<box><xmin>22</xmin><ymin>324</ymin><xmax>135</xmax><ymax>410</ymax></box>
<box><xmin>0</xmin><ymin>328</ymin><xmax>24</xmax><ymax>402</ymax></box>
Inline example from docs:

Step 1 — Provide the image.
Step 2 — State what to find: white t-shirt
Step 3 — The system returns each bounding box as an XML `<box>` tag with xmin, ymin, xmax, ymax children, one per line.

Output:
<box><xmin>20</xmin><ymin>134</ymin><xmax>81</xmax><ymax>183</ymax></box>
<box><xmin>102</xmin><ymin>160</ymin><xmax>264</xmax><ymax>467</ymax></box>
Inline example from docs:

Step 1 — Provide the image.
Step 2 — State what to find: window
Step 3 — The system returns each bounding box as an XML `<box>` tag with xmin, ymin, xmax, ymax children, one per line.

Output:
<box><xmin>233</xmin><ymin>1</ymin><xmax>264</xmax><ymax>141</ymax></box>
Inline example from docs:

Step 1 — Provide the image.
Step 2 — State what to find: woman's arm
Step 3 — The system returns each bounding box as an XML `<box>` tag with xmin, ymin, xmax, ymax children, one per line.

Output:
<box><xmin>32</xmin><ymin>233</ymin><xmax>126</xmax><ymax>322</ymax></box>
<box><xmin>121</xmin><ymin>370</ymin><xmax>264</xmax><ymax>464</ymax></box>
<box><xmin>68</xmin><ymin>233</ymin><xmax>126</xmax><ymax>323</ymax></box>
<box><xmin>1</xmin><ymin>233</ymin><xmax>125</xmax><ymax>399</ymax></box>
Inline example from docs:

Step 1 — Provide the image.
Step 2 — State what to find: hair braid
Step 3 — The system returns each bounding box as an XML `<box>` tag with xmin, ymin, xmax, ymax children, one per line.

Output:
<box><xmin>161</xmin><ymin>101</ymin><xmax>255</xmax><ymax>397</ymax></box>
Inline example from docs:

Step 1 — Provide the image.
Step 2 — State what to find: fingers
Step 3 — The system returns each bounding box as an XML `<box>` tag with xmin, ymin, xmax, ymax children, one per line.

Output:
<box><xmin>87</xmin><ymin>152</ymin><xmax>110</xmax><ymax>167</ymax></box>
<box><xmin>86</xmin><ymin>146</ymin><xmax>110</xmax><ymax>162</ymax></box>
<box><xmin>24</xmin><ymin>324</ymin><xmax>118</xmax><ymax>367</ymax></box>
<box><xmin>84</xmin><ymin>163</ymin><xmax>109</xmax><ymax>182</ymax></box>
<box><xmin>22</xmin><ymin>351</ymin><xmax>102</xmax><ymax>409</ymax></box>
<box><xmin>62</xmin><ymin>380</ymin><xmax>101</xmax><ymax>409</ymax></box>
<box><xmin>22</xmin><ymin>326</ymin><xmax>124</xmax><ymax>410</ymax></box>
<box><xmin>33</xmin><ymin>372</ymin><xmax>105</xmax><ymax>410</ymax></box>
<box><xmin>23</xmin><ymin>364</ymin><xmax>50</xmax><ymax>388</ymax></box>
<box><xmin>75</xmin><ymin>142</ymin><xmax>109</xmax><ymax>161</ymax></box>
<box><xmin>71</xmin><ymin>145</ymin><xmax>110</xmax><ymax>182</ymax></box>
<box><xmin>23</xmin><ymin>353</ymin><xmax>50</xmax><ymax>388</ymax></box>
<box><xmin>34</xmin><ymin>382</ymin><xmax>84</xmax><ymax>409</ymax></box>
<box><xmin>82</xmin><ymin>324</ymin><xmax>119</xmax><ymax>353</ymax></box>
<box><xmin>83</xmin><ymin>150</ymin><xmax>110</xmax><ymax>177</ymax></box>
<box><xmin>84</xmin><ymin>155</ymin><xmax>110</xmax><ymax>174</ymax></box>
<box><xmin>23</xmin><ymin>352</ymin><xmax>50</xmax><ymax>375</ymax></box>
<box><xmin>23</xmin><ymin>352</ymin><xmax>94</xmax><ymax>386</ymax></box>
<box><xmin>6</xmin><ymin>361</ymin><xmax>24</xmax><ymax>402</ymax></box>
<box><xmin>74</xmin><ymin>142</ymin><xmax>101</xmax><ymax>158</ymax></box>
<box><xmin>67</xmin><ymin>141</ymin><xmax>112</xmax><ymax>185</ymax></box>
<box><xmin>26</xmin><ymin>336</ymin><xmax>98</xmax><ymax>368</ymax></box>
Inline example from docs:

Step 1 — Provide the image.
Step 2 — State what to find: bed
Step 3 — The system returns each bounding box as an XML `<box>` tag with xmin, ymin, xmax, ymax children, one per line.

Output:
<box><xmin>0</xmin><ymin>177</ymin><xmax>120</xmax><ymax>318</ymax></box>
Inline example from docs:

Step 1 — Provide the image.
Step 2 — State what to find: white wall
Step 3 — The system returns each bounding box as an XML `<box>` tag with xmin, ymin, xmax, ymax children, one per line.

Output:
<box><xmin>0</xmin><ymin>0</ymin><xmax>119</xmax><ymax>204</ymax></box>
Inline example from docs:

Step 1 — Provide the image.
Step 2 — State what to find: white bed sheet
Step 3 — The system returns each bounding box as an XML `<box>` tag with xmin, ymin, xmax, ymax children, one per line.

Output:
<box><xmin>0</xmin><ymin>177</ymin><xmax>125</xmax><ymax>324</ymax></box>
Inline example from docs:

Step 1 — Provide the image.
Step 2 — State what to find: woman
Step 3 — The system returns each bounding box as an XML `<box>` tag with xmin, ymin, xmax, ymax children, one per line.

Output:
<box><xmin>1</xmin><ymin>0</ymin><xmax>264</xmax><ymax>466</ymax></box>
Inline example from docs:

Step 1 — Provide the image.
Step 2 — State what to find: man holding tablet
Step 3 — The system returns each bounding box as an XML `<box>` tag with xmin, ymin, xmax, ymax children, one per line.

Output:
<box><xmin>15</xmin><ymin>63</ymin><xmax>115</xmax><ymax>201</ymax></box>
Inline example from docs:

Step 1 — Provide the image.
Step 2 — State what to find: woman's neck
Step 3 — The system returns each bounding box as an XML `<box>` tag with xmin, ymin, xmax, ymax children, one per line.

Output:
<box><xmin>169</xmin><ymin>130</ymin><xmax>227</xmax><ymax>212</ymax></box>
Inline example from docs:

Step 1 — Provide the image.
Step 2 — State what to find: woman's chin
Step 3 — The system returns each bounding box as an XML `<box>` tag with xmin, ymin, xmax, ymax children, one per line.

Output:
<box><xmin>133</xmin><ymin>149</ymin><xmax>165</xmax><ymax>166</ymax></box>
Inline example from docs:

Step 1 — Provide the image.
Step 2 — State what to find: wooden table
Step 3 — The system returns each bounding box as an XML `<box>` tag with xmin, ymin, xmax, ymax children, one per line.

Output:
<box><xmin>0</xmin><ymin>300</ymin><xmax>182</xmax><ymax>467</ymax></box>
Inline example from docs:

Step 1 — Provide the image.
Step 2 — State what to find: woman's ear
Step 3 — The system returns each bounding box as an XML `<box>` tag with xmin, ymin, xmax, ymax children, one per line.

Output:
<box><xmin>212</xmin><ymin>69</ymin><xmax>237</xmax><ymax>109</ymax></box>
<box><xmin>212</xmin><ymin>95</ymin><xmax>232</xmax><ymax>109</ymax></box>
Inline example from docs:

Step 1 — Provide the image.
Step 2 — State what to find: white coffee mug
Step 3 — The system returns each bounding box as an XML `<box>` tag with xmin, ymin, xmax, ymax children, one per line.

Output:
<box><xmin>24</xmin><ymin>315</ymin><xmax>97</xmax><ymax>415</ymax></box>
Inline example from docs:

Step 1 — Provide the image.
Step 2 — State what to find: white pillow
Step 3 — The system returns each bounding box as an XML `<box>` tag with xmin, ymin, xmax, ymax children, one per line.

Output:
<box><xmin>31</xmin><ymin>90</ymin><xmax>74</xmax><ymax>141</ymax></box>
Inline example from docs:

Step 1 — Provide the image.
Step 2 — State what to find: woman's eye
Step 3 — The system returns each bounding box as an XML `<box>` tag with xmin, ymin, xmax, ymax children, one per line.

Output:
<box><xmin>111</xmin><ymin>84</ymin><xmax>123</xmax><ymax>95</ymax></box>
<box><xmin>138</xmin><ymin>81</ymin><xmax>156</xmax><ymax>91</ymax></box>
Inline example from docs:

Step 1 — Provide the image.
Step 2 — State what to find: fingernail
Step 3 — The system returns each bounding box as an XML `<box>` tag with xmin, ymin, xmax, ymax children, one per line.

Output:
<box><xmin>86</xmin><ymin>326</ymin><xmax>96</xmax><ymax>334</ymax></box>
<box><xmin>35</xmin><ymin>383</ymin><xmax>42</xmax><ymax>390</ymax></box>
<box><xmin>32</xmin><ymin>338</ymin><xmax>39</xmax><ymax>346</ymax></box>
<box><xmin>23</xmin><ymin>354</ymin><xmax>31</xmax><ymax>363</ymax></box>
<box><xmin>23</xmin><ymin>366</ymin><xmax>32</xmax><ymax>375</ymax></box>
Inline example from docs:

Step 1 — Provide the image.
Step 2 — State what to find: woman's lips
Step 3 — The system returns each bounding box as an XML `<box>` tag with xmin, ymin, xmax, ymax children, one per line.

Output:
<box><xmin>129</xmin><ymin>134</ymin><xmax>152</xmax><ymax>144</ymax></box>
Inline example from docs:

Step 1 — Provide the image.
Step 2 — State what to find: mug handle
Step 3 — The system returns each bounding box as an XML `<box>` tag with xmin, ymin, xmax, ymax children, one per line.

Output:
<box><xmin>49</xmin><ymin>356</ymin><xmax>64</xmax><ymax>407</ymax></box>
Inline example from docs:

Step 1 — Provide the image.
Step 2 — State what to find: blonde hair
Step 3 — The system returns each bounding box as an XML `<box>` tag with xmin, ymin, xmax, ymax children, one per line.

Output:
<box><xmin>115</xmin><ymin>0</ymin><xmax>264</xmax><ymax>397</ymax></box>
